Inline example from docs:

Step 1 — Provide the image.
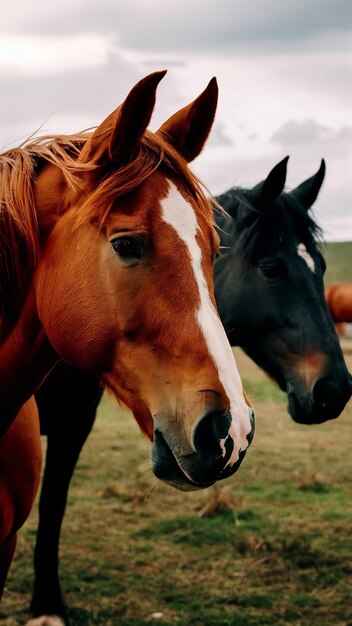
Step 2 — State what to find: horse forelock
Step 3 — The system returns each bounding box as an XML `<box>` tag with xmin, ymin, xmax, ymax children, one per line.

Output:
<box><xmin>73</xmin><ymin>130</ymin><xmax>214</xmax><ymax>231</ymax></box>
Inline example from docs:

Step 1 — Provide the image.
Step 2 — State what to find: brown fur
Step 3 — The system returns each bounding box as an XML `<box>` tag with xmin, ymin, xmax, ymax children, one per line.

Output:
<box><xmin>325</xmin><ymin>283</ymin><xmax>352</xmax><ymax>336</ymax></box>
<box><xmin>0</xmin><ymin>130</ymin><xmax>213</xmax><ymax>339</ymax></box>
<box><xmin>0</xmin><ymin>134</ymin><xmax>93</xmax><ymax>337</ymax></box>
<box><xmin>0</xmin><ymin>72</ymin><xmax>251</xmax><ymax>595</ymax></box>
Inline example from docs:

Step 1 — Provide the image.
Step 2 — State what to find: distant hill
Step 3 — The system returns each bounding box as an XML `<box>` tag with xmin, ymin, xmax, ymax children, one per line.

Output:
<box><xmin>324</xmin><ymin>241</ymin><xmax>352</xmax><ymax>285</ymax></box>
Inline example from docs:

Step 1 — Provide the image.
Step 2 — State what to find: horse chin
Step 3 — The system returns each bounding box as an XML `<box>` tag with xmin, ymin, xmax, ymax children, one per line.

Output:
<box><xmin>151</xmin><ymin>430</ymin><xmax>215</xmax><ymax>492</ymax></box>
<box><xmin>161</xmin><ymin>477</ymin><xmax>215</xmax><ymax>492</ymax></box>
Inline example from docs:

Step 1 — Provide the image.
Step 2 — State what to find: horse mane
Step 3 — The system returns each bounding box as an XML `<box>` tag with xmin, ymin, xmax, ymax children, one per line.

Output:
<box><xmin>0</xmin><ymin>130</ymin><xmax>213</xmax><ymax>337</ymax></box>
<box><xmin>218</xmin><ymin>187</ymin><xmax>323</xmax><ymax>262</ymax></box>
<box><xmin>0</xmin><ymin>133</ymin><xmax>95</xmax><ymax>336</ymax></box>
<box><xmin>73</xmin><ymin>129</ymin><xmax>214</xmax><ymax>230</ymax></box>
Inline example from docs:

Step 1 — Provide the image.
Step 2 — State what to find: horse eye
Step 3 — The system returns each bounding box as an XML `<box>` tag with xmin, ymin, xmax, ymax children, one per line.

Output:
<box><xmin>111</xmin><ymin>235</ymin><xmax>144</xmax><ymax>261</ymax></box>
<box><xmin>259</xmin><ymin>260</ymin><xmax>286</xmax><ymax>280</ymax></box>
<box><xmin>261</xmin><ymin>265</ymin><xmax>280</xmax><ymax>279</ymax></box>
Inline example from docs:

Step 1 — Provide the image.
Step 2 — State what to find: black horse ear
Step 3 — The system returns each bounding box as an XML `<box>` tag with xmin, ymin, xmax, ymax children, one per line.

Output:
<box><xmin>251</xmin><ymin>156</ymin><xmax>289</xmax><ymax>208</ymax></box>
<box><xmin>291</xmin><ymin>159</ymin><xmax>326</xmax><ymax>209</ymax></box>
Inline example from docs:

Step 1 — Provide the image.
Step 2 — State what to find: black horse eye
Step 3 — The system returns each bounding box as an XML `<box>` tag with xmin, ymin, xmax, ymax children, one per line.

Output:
<box><xmin>259</xmin><ymin>259</ymin><xmax>286</xmax><ymax>280</ymax></box>
<box><xmin>111</xmin><ymin>235</ymin><xmax>145</xmax><ymax>261</ymax></box>
<box><xmin>261</xmin><ymin>266</ymin><xmax>280</xmax><ymax>279</ymax></box>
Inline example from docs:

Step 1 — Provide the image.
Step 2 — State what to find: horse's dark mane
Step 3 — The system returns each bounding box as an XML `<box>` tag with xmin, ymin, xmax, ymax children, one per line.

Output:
<box><xmin>216</xmin><ymin>186</ymin><xmax>323</xmax><ymax>262</ymax></box>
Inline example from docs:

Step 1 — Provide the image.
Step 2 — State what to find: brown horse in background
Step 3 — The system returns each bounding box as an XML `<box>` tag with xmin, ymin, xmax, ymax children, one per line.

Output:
<box><xmin>325</xmin><ymin>283</ymin><xmax>352</xmax><ymax>336</ymax></box>
<box><xmin>0</xmin><ymin>71</ymin><xmax>255</xmax><ymax>606</ymax></box>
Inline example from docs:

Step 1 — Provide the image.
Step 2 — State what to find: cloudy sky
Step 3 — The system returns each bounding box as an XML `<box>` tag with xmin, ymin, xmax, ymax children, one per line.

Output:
<box><xmin>1</xmin><ymin>0</ymin><xmax>351</xmax><ymax>240</ymax></box>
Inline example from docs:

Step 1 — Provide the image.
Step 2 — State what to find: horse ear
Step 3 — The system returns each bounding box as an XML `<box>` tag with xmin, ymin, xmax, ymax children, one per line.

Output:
<box><xmin>79</xmin><ymin>70</ymin><xmax>167</xmax><ymax>166</ymax></box>
<box><xmin>157</xmin><ymin>77</ymin><xmax>218</xmax><ymax>162</ymax></box>
<box><xmin>291</xmin><ymin>159</ymin><xmax>326</xmax><ymax>209</ymax></box>
<box><xmin>251</xmin><ymin>156</ymin><xmax>289</xmax><ymax>208</ymax></box>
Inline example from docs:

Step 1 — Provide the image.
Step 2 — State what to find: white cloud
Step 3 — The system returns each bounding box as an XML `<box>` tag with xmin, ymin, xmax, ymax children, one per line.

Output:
<box><xmin>0</xmin><ymin>33</ymin><xmax>114</xmax><ymax>75</ymax></box>
<box><xmin>272</xmin><ymin>120</ymin><xmax>334</xmax><ymax>145</ymax></box>
<box><xmin>2</xmin><ymin>0</ymin><xmax>350</xmax><ymax>52</ymax></box>
<box><xmin>0</xmin><ymin>0</ymin><xmax>351</xmax><ymax>242</ymax></box>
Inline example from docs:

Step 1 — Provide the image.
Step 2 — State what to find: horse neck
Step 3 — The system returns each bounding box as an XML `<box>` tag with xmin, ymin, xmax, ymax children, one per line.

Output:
<box><xmin>0</xmin><ymin>289</ymin><xmax>58</xmax><ymax>435</ymax></box>
<box><xmin>0</xmin><ymin>157</ymin><xmax>74</xmax><ymax>433</ymax></box>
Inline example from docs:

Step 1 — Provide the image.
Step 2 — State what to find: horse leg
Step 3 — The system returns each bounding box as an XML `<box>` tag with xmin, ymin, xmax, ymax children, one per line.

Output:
<box><xmin>0</xmin><ymin>398</ymin><xmax>42</xmax><ymax>599</ymax></box>
<box><xmin>29</xmin><ymin>421</ymin><xmax>95</xmax><ymax>620</ymax></box>
<box><xmin>0</xmin><ymin>534</ymin><xmax>17</xmax><ymax>599</ymax></box>
<box><xmin>29</xmin><ymin>364</ymin><xmax>102</xmax><ymax>623</ymax></box>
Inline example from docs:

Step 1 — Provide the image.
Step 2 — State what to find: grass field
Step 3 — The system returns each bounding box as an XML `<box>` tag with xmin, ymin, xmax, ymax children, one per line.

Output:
<box><xmin>1</xmin><ymin>242</ymin><xmax>352</xmax><ymax>626</ymax></box>
<box><xmin>324</xmin><ymin>241</ymin><xmax>352</xmax><ymax>285</ymax></box>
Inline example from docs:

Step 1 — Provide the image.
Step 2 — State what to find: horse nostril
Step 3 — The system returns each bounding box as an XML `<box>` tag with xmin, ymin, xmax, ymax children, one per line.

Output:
<box><xmin>312</xmin><ymin>377</ymin><xmax>339</xmax><ymax>409</ymax></box>
<box><xmin>192</xmin><ymin>410</ymin><xmax>232</xmax><ymax>459</ymax></box>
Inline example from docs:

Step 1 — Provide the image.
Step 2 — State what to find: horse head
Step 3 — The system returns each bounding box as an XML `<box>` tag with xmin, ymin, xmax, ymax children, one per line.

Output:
<box><xmin>33</xmin><ymin>72</ymin><xmax>254</xmax><ymax>490</ymax></box>
<box><xmin>215</xmin><ymin>157</ymin><xmax>352</xmax><ymax>424</ymax></box>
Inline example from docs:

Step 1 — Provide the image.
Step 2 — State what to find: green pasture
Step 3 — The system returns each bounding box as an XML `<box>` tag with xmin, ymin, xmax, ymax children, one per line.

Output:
<box><xmin>323</xmin><ymin>240</ymin><xmax>352</xmax><ymax>285</ymax></box>
<box><xmin>1</xmin><ymin>242</ymin><xmax>351</xmax><ymax>626</ymax></box>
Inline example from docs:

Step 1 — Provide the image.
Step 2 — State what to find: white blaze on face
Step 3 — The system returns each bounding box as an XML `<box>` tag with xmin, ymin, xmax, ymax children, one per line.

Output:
<box><xmin>161</xmin><ymin>181</ymin><xmax>252</xmax><ymax>465</ymax></box>
<box><xmin>297</xmin><ymin>243</ymin><xmax>315</xmax><ymax>272</ymax></box>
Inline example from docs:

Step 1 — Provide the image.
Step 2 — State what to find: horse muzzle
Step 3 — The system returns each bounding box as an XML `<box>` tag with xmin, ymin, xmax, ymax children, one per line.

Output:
<box><xmin>151</xmin><ymin>407</ymin><xmax>255</xmax><ymax>491</ymax></box>
<box><xmin>287</xmin><ymin>373</ymin><xmax>352</xmax><ymax>424</ymax></box>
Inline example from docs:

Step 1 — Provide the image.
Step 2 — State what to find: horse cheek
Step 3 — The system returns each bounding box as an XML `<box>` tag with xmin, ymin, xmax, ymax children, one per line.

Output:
<box><xmin>35</xmin><ymin>239</ymin><xmax>116</xmax><ymax>371</ymax></box>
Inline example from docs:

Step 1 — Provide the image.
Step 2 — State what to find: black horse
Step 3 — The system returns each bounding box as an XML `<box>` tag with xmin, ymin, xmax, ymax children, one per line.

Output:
<box><xmin>29</xmin><ymin>158</ymin><xmax>352</xmax><ymax>623</ymax></box>
<box><xmin>215</xmin><ymin>156</ymin><xmax>351</xmax><ymax>424</ymax></box>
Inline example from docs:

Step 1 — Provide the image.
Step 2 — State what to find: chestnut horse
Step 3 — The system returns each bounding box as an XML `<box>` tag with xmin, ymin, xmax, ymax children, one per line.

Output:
<box><xmin>0</xmin><ymin>72</ymin><xmax>255</xmax><ymax>607</ymax></box>
<box><xmin>325</xmin><ymin>283</ymin><xmax>352</xmax><ymax>336</ymax></box>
